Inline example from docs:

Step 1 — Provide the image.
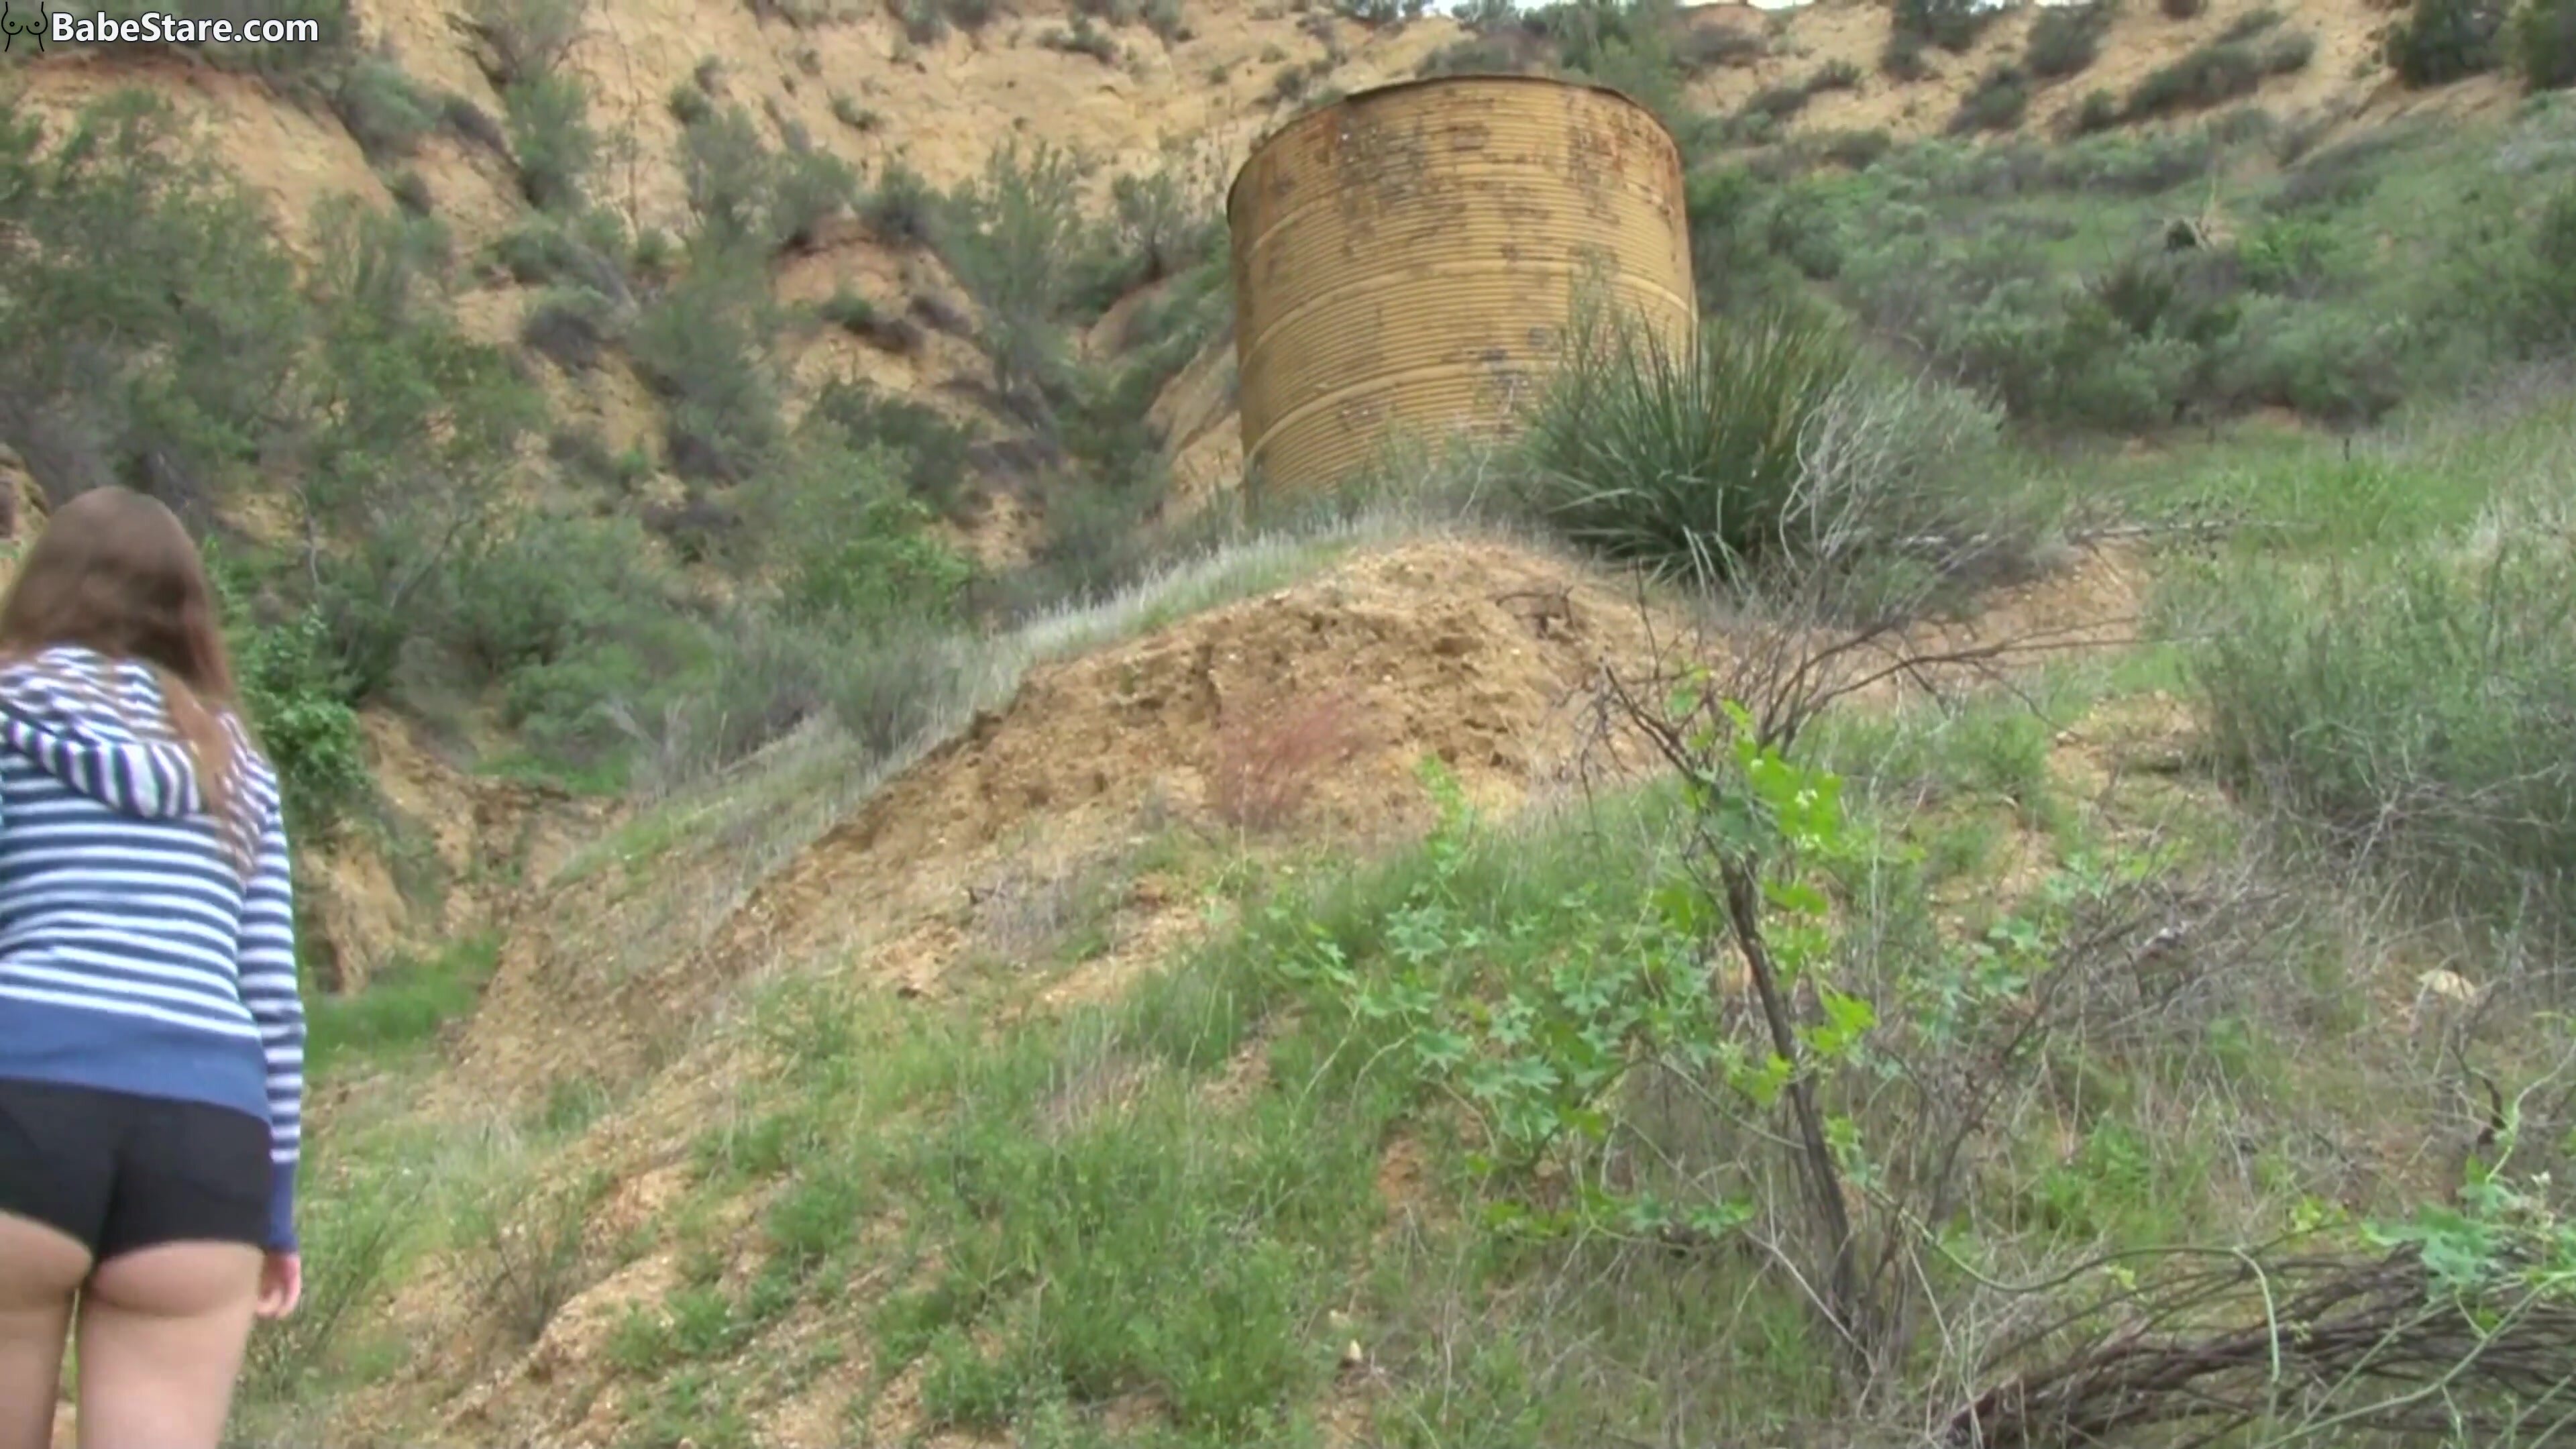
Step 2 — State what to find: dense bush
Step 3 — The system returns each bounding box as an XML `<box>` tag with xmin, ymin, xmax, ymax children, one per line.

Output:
<box><xmin>502</xmin><ymin>73</ymin><xmax>596</xmax><ymax>210</ymax></box>
<box><xmin>2513</xmin><ymin>0</ymin><xmax>2576</xmax><ymax>88</ymax></box>
<box><xmin>2026</xmin><ymin>0</ymin><xmax>2114</xmax><ymax>79</ymax></box>
<box><xmin>2385</xmin><ymin>0</ymin><xmax>2506</xmax><ymax>84</ymax></box>
<box><xmin>627</xmin><ymin>248</ymin><xmax>782</xmax><ymax>481</ymax></box>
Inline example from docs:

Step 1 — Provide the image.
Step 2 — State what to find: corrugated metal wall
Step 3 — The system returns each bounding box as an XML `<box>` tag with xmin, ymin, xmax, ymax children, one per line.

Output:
<box><xmin>1228</xmin><ymin>74</ymin><xmax>1696</xmax><ymax>494</ymax></box>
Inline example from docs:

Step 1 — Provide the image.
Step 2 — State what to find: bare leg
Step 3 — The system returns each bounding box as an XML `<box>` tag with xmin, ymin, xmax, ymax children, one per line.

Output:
<box><xmin>0</xmin><ymin>1214</ymin><xmax>87</xmax><ymax>1449</ymax></box>
<box><xmin>72</xmin><ymin>1243</ymin><xmax>260</xmax><ymax>1449</ymax></box>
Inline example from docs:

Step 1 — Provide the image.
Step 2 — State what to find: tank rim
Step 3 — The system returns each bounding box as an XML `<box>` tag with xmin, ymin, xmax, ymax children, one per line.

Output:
<box><xmin>1222</xmin><ymin>72</ymin><xmax>1682</xmax><ymax>224</ymax></box>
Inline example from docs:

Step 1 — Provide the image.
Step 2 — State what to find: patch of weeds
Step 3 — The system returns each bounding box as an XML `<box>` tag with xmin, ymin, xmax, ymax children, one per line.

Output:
<box><xmin>1207</xmin><ymin>691</ymin><xmax>1359</xmax><ymax>833</ymax></box>
<box><xmin>460</xmin><ymin>1163</ymin><xmax>615</xmax><ymax>1348</ymax></box>
<box><xmin>303</xmin><ymin>933</ymin><xmax>503</xmax><ymax>1079</ymax></box>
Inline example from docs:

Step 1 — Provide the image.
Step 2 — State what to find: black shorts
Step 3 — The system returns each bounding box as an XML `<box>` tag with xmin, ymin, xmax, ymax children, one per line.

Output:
<box><xmin>0</xmin><ymin>1078</ymin><xmax>272</xmax><ymax>1261</ymax></box>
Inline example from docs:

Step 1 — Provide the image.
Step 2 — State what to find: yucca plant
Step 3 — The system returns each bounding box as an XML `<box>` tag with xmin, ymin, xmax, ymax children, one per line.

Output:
<box><xmin>1521</xmin><ymin>296</ymin><xmax>1857</xmax><ymax>584</ymax></box>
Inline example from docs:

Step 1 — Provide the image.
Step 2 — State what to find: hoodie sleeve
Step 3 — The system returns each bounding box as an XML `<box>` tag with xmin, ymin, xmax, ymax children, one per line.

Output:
<box><xmin>237</xmin><ymin>802</ymin><xmax>307</xmax><ymax>1253</ymax></box>
<box><xmin>0</xmin><ymin>668</ymin><xmax>206</xmax><ymax>819</ymax></box>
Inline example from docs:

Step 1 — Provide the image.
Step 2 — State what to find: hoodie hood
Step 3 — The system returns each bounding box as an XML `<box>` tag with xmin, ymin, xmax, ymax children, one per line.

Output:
<box><xmin>0</xmin><ymin>647</ymin><xmax>211</xmax><ymax>821</ymax></box>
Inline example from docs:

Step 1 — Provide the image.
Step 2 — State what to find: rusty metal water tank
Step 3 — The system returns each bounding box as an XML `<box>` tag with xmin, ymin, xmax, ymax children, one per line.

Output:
<box><xmin>1227</xmin><ymin>74</ymin><xmax>1697</xmax><ymax>494</ymax></box>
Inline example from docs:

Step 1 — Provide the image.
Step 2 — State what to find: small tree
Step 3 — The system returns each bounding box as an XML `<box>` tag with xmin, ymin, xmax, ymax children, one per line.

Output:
<box><xmin>941</xmin><ymin>140</ymin><xmax>1090</xmax><ymax>436</ymax></box>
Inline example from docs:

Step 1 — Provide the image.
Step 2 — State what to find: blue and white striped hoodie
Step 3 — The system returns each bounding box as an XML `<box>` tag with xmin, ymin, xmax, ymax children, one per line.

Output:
<box><xmin>0</xmin><ymin>645</ymin><xmax>305</xmax><ymax>1252</ymax></box>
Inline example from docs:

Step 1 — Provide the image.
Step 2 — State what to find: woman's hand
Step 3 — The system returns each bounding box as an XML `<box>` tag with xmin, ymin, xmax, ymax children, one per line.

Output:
<box><xmin>255</xmin><ymin>1250</ymin><xmax>302</xmax><ymax>1319</ymax></box>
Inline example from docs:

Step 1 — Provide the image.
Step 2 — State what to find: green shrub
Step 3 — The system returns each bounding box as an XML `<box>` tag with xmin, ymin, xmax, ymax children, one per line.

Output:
<box><xmin>2380</xmin><ymin>0</ymin><xmax>2504</xmax><ymax>79</ymax></box>
<box><xmin>2193</xmin><ymin>521</ymin><xmax>2576</xmax><ymax>946</ymax></box>
<box><xmin>502</xmin><ymin>72</ymin><xmax>596</xmax><ymax>209</ymax></box>
<box><xmin>488</xmin><ymin>213</ymin><xmax>628</xmax><ymax>294</ymax></box>
<box><xmin>1951</xmin><ymin>64</ymin><xmax>2031</xmax><ymax>133</ymax></box>
<box><xmin>2265</xmin><ymin>131</ymin><xmax>2400</xmax><ymax>213</ymax></box>
<box><xmin>1817</xmin><ymin>127</ymin><xmax>1895</xmax><ymax>168</ymax></box>
<box><xmin>1881</xmin><ymin>27</ymin><xmax>1931</xmax><ymax>77</ymax></box>
<box><xmin>2505</xmin><ymin>184</ymin><xmax>2576</xmax><ymax>350</ymax></box>
<box><xmin>0</xmin><ymin>90</ymin><xmax>305</xmax><ymax>509</ymax></box>
<box><xmin>1520</xmin><ymin>302</ymin><xmax>1856</xmax><ymax>581</ymax></box>
<box><xmin>679</xmin><ymin>104</ymin><xmax>771</xmax><ymax>244</ymax></box>
<box><xmin>627</xmin><ymin>251</ymin><xmax>781</xmax><ymax>481</ymax></box>
<box><xmin>2514</xmin><ymin>0</ymin><xmax>2576</xmax><ymax>87</ymax></box>
<box><xmin>940</xmin><ymin>140</ymin><xmax>1091</xmax><ymax>425</ymax></box>
<box><xmin>1809</xmin><ymin>58</ymin><xmax>1864</xmax><ymax>91</ymax></box>
<box><xmin>2208</xmin><ymin>301</ymin><xmax>2404</xmax><ymax>425</ymax></box>
<box><xmin>331</xmin><ymin>56</ymin><xmax>442</xmax><ymax>160</ymax></box>
<box><xmin>2025</xmin><ymin>0</ymin><xmax>2113</xmax><ymax>78</ymax></box>
<box><xmin>1741</xmin><ymin>83</ymin><xmax>1813</xmax><ymax>122</ymax></box>
<box><xmin>2070</xmin><ymin>87</ymin><xmax>2123</xmax><ymax>133</ymax></box>
<box><xmin>769</xmin><ymin>148</ymin><xmax>860</xmax><ymax>251</ymax></box>
<box><xmin>1098</xmin><ymin>158</ymin><xmax>1224</xmax><ymax>291</ymax></box>
<box><xmin>1890</xmin><ymin>0</ymin><xmax>1996</xmax><ymax>52</ymax></box>
<box><xmin>2260</xmin><ymin>30</ymin><xmax>2315</xmax><ymax>70</ymax></box>
<box><xmin>814</xmin><ymin>288</ymin><xmax>924</xmax><ymax>352</ymax></box>
<box><xmin>2124</xmin><ymin>34</ymin><xmax>2306</xmax><ymax>118</ymax></box>
<box><xmin>865</xmin><ymin>160</ymin><xmax>942</xmax><ymax>247</ymax></box>
<box><xmin>1866</xmin><ymin>241</ymin><xmax>2196</xmax><ymax>429</ymax></box>
<box><xmin>209</xmin><ymin>551</ymin><xmax>370</xmax><ymax>843</ymax></box>
<box><xmin>802</xmin><ymin>378</ymin><xmax>981</xmax><ymax>517</ymax></box>
<box><xmin>521</xmin><ymin>288</ymin><xmax>618</xmax><ymax>372</ymax></box>
<box><xmin>749</xmin><ymin>431</ymin><xmax>970</xmax><ymax>629</ymax></box>
<box><xmin>454</xmin><ymin>0</ymin><xmax>589</xmax><ymax>87</ymax></box>
<box><xmin>1682</xmin><ymin>164</ymin><xmax>1826</xmax><ymax>317</ymax></box>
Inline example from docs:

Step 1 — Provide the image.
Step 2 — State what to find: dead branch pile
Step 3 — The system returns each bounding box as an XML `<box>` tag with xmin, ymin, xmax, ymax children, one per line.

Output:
<box><xmin>1950</xmin><ymin>1242</ymin><xmax>2576</xmax><ymax>1447</ymax></box>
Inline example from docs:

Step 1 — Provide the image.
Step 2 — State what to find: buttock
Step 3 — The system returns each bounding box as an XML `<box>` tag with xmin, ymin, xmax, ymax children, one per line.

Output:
<box><xmin>0</xmin><ymin>1078</ymin><xmax>271</xmax><ymax>1262</ymax></box>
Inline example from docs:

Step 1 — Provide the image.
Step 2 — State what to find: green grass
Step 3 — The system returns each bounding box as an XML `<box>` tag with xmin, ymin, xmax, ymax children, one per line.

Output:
<box><xmin>301</xmin><ymin>932</ymin><xmax>502</xmax><ymax>1079</ymax></box>
<box><xmin>526</xmin><ymin>675</ymin><xmax>2473</xmax><ymax>1445</ymax></box>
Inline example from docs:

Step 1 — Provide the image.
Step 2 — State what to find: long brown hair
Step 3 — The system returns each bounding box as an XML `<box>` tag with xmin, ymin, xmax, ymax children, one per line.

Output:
<box><xmin>0</xmin><ymin>487</ymin><xmax>260</xmax><ymax>872</ymax></box>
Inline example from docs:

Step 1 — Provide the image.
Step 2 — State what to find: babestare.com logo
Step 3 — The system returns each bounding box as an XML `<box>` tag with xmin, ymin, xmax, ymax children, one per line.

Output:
<box><xmin>0</xmin><ymin>3</ymin><xmax>326</xmax><ymax>51</ymax></box>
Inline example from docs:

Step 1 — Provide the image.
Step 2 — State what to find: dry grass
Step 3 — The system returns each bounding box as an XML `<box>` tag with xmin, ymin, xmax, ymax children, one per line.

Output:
<box><xmin>1206</xmin><ymin>690</ymin><xmax>1362</xmax><ymax>833</ymax></box>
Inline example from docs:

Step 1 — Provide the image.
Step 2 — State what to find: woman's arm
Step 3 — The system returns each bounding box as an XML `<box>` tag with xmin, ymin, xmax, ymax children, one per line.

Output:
<box><xmin>237</xmin><ymin>803</ymin><xmax>307</xmax><ymax>1253</ymax></box>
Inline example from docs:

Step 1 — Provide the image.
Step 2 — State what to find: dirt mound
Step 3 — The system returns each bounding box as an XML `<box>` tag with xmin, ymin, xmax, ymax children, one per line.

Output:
<box><xmin>443</xmin><ymin>535</ymin><xmax>1666</xmax><ymax>1103</ymax></box>
<box><xmin>443</xmin><ymin>533</ymin><xmax>2151</xmax><ymax>1116</ymax></box>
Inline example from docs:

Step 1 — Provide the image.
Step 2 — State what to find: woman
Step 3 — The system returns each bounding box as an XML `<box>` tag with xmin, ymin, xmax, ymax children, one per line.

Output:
<box><xmin>0</xmin><ymin>488</ymin><xmax>307</xmax><ymax>1449</ymax></box>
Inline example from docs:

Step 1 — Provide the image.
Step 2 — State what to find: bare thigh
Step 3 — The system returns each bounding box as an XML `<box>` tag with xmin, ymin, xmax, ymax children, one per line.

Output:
<box><xmin>73</xmin><ymin>1243</ymin><xmax>260</xmax><ymax>1449</ymax></box>
<box><xmin>0</xmin><ymin>1213</ymin><xmax>89</xmax><ymax>1449</ymax></box>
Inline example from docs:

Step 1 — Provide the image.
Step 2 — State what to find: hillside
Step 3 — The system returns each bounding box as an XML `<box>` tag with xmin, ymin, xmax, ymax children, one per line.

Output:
<box><xmin>13</xmin><ymin>0</ymin><xmax>2576</xmax><ymax>1443</ymax></box>
<box><xmin>1</xmin><ymin>0</ymin><xmax>2530</xmax><ymax>989</ymax></box>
